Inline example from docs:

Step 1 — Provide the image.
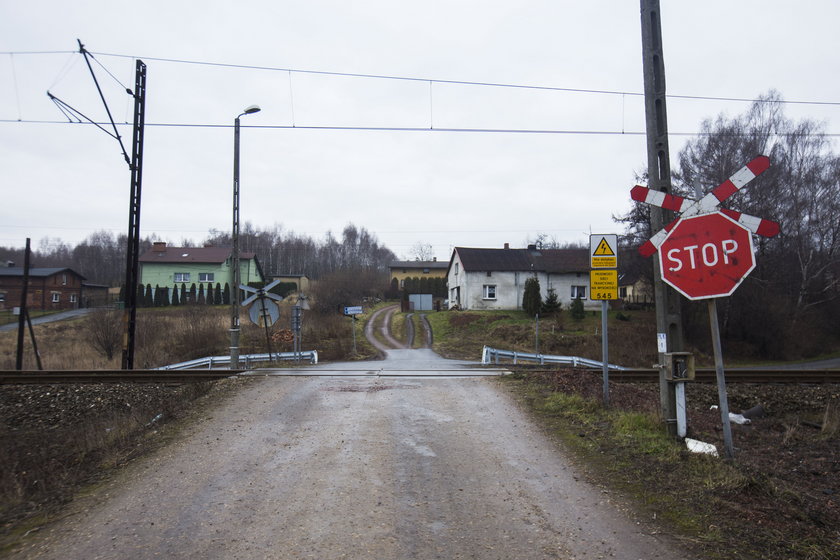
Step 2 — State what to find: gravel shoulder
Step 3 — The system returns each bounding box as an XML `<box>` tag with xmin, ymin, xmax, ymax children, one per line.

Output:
<box><xmin>7</xmin><ymin>360</ymin><xmax>690</xmax><ymax>559</ymax></box>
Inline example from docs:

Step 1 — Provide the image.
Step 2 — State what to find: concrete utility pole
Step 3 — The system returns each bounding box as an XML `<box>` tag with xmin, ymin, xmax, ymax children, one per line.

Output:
<box><xmin>230</xmin><ymin>105</ymin><xmax>261</xmax><ymax>369</ymax></box>
<box><xmin>640</xmin><ymin>0</ymin><xmax>685</xmax><ymax>436</ymax></box>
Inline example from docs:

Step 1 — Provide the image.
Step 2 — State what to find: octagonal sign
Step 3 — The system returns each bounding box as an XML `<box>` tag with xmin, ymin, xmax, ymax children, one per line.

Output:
<box><xmin>659</xmin><ymin>211</ymin><xmax>756</xmax><ymax>300</ymax></box>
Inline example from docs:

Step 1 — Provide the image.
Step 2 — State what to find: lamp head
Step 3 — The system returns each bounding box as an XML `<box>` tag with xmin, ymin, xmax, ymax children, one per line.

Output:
<box><xmin>243</xmin><ymin>105</ymin><xmax>261</xmax><ymax>115</ymax></box>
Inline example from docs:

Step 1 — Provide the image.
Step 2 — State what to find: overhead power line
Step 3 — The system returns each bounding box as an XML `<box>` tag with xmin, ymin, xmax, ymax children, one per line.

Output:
<box><xmin>3</xmin><ymin>119</ymin><xmax>840</xmax><ymax>138</ymax></box>
<box><xmin>4</xmin><ymin>49</ymin><xmax>840</xmax><ymax>107</ymax></box>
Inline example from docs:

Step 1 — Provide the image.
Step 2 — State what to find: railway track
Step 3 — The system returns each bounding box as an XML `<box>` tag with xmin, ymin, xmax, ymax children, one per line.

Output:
<box><xmin>524</xmin><ymin>367</ymin><xmax>840</xmax><ymax>384</ymax></box>
<box><xmin>1</xmin><ymin>367</ymin><xmax>839</xmax><ymax>385</ymax></box>
<box><xmin>0</xmin><ymin>369</ymin><xmax>242</xmax><ymax>384</ymax></box>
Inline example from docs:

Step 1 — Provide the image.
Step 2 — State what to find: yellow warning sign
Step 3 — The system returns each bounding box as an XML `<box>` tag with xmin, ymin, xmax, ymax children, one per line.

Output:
<box><xmin>590</xmin><ymin>234</ymin><xmax>618</xmax><ymax>269</ymax></box>
<box><xmin>593</xmin><ymin>238</ymin><xmax>615</xmax><ymax>256</ymax></box>
<box><xmin>590</xmin><ymin>270</ymin><xmax>618</xmax><ymax>300</ymax></box>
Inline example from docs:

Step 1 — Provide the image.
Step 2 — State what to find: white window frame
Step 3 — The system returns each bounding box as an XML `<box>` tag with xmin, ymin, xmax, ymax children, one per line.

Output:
<box><xmin>174</xmin><ymin>272</ymin><xmax>190</xmax><ymax>283</ymax></box>
<box><xmin>571</xmin><ymin>285</ymin><xmax>587</xmax><ymax>299</ymax></box>
<box><xmin>70</xmin><ymin>294</ymin><xmax>78</xmax><ymax>303</ymax></box>
<box><xmin>199</xmin><ymin>272</ymin><xmax>215</xmax><ymax>282</ymax></box>
<box><xmin>51</xmin><ymin>292</ymin><xmax>60</xmax><ymax>303</ymax></box>
<box><xmin>483</xmin><ymin>284</ymin><xmax>497</xmax><ymax>300</ymax></box>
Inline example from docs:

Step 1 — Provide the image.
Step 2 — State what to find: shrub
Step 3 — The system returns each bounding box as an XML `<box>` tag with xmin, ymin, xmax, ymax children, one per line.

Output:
<box><xmin>523</xmin><ymin>277</ymin><xmax>542</xmax><ymax>317</ymax></box>
<box><xmin>570</xmin><ymin>296</ymin><xmax>585</xmax><ymax>321</ymax></box>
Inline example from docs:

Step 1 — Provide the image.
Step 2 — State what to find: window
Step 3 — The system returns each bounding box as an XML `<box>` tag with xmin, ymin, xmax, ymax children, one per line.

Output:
<box><xmin>61</xmin><ymin>273</ymin><xmax>67</xmax><ymax>285</ymax></box>
<box><xmin>70</xmin><ymin>294</ymin><xmax>78</xmax><ymax>303</ymax></box>
<box><xmin>571</xmin><ymin>285</ymin><xmax>586</xmax><ymax>299</ymax></box>
<box><xmin>423</xmin><ymin>268</ymin><xmax>430</xmax><ymax>274</ymax></box>
<box><xmin>199</xmin><ymin>273</ymin><xmax>215</xmax><ymax>282</ymax></box>
<box><xmin>174</xmin><ymin>272</ymin><xmax>190</xmax><ymax>283</ymax></box>
<box><xmin>51</xmin><ymin>293</ymin><xmax>60</xmax><ymax>303</ymax></box>
<box><xmin>0</xmin><ymin>292</ymin><xmax>5</xmax><ymax>303</ymax></box>
<box><xmin>619</xmin><ymin>286</ymin><xmax>628</xmax><ymax>298</ymax></box>
<box><xmin>483</xmin><ymin>285</ymin><xmax>497</xmax><ymax>300</ymax></box>
<box><xmin>454</xmin><ymin>263</ymin><xmax>459</xmax><ymax>274</ymax></box>
<box><xmin>486</xmin><ymin>271</ymin><xmax>492</xmax><ymax>277</ymax></box>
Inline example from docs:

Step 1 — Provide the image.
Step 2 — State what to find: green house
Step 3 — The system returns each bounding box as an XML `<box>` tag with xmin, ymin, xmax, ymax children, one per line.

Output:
<box><xmin>139</xmin><ymin>242</ymin><xmax>264</xmax><ymax>300</ymax></box>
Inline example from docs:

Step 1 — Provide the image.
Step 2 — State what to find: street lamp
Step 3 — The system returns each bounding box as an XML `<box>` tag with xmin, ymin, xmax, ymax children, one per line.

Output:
<box><xmin>230</xmin><ymin>104</ymin><xmax>261</xmax><ymax>369</ymax></box>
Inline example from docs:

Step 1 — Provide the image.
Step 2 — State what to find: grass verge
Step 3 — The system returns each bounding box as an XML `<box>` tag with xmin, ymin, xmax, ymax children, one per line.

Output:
<box><xmin>501</xmin><ymin>370</ymin><xmax>839</xmax><ymax>560</ymax></box>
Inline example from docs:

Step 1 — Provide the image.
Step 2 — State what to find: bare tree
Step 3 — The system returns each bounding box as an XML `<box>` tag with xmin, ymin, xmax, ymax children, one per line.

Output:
<box><xmin>408</xmin><ymin>242</ymin><xmax>435</xmax><ymax>261</ymax></box>
<box><xmin>84</xmin><ymin>308</ymin><xmax>123</xmax><ymax>360</ymax></box>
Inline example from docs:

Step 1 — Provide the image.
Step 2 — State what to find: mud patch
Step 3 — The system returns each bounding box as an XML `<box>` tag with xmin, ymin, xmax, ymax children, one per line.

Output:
<box><xmin>321</xmin><ymin>383</ymin><xmax>417</xmax><ymax>393</ymax></box>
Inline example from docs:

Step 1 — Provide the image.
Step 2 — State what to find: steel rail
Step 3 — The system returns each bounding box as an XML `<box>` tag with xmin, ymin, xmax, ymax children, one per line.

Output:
<box><xmin>1</xmin><ymin>367</ymin><xmax>839</xmax><ymax>385</ymax></box>
<box><xmin>521</xmin><ymin>368</ymin><xmax>840</xmax><ymax>384</ymax></box>
<box><xmin>0</xmin><ymin>369</ymin><xmax>242</xmax><ymax>385</ymax></box>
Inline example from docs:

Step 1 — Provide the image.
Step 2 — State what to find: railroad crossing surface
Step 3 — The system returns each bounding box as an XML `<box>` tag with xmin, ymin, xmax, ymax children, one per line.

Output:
<box><xmin>10</xmin><ymin>349</ymin><xmax>688</xmax><ymax>560</ymax></box>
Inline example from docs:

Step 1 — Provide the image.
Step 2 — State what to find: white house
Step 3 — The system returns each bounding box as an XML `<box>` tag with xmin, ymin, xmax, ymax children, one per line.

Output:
<box><xmin>446</xmin><ymin>244</ymin><xmax>601</xmax><ymax>311</ymax></box>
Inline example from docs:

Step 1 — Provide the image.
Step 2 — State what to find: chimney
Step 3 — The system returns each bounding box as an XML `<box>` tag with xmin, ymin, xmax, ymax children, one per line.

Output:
<box><xmin>6</xmin><ymin>260</ymin><xmax>14</xmax><ymax>268</ymax></box>
<box><xmin>152</xmin><ymin>241</ymin><xmax>167</xmax><ymax>252</ymax></box>
<box><xmin>433</xmin><ymin>257</ymin><xmax>437</xmax><ymax>262</ymax></box>
<box><xmin>504</xmin><ymin>243</ymin><xmax>510</xmax><ymax>250</ymax></box>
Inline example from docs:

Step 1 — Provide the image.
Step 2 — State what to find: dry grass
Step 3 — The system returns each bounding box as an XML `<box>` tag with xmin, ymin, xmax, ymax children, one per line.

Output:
<box><xmin>0</xmin><ymin>304</ymin><xmax>377</xmax><ymax>370</ymax></box>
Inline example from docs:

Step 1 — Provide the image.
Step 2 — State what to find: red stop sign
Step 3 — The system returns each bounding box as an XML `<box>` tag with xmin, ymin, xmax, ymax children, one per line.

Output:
<box><xmin>658</xmin><ymin>212</ymin><xmax>756</xmax><ymax>300</ymax></box>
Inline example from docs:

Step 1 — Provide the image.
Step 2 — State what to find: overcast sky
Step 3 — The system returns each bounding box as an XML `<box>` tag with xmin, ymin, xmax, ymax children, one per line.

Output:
<box><xmin>2</xmin><ymin>1</ymin><xmax>838</xmax><ymax>262</ymax></box>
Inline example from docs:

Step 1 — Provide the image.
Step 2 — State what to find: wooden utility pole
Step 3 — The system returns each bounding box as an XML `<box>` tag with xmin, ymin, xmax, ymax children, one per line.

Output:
<box><xmin>640</xmin><ymin>0</ymin><xmax>685</xmax><ymax>435</ymax></box>
<box><xmin>15</xmin><ymin>239</ymin><xmax>31</xmax><ymax>370</ymax></box>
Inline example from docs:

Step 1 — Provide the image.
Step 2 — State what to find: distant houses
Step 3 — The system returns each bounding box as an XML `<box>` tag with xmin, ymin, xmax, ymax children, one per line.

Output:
<box><xmin>0</xmin><ymin>265</ymin><xmax>108</xmax><ymax>311</ymax></box>
<box><xmin>138</xmin><ymin>242</ymin><xmax>264</xmax><ymax>303</ymax></box>
<box><xmin>445</xmin><ymin>244</ymin><xmax>649</xmax><ymax>311</ymax></box>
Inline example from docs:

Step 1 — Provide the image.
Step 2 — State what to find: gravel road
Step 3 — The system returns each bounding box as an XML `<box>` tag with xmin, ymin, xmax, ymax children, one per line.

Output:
<box><xmin>11</xmin><ymin>351</ymin><xmax>688</xmax><ymax>560</ymax></box>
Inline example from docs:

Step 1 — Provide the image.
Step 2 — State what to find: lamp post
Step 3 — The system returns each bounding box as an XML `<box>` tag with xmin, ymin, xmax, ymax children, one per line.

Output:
<box><xmin>230</xmin><ymin>104</ymin><xmax>261</xmax><ymax>369</ymax></box>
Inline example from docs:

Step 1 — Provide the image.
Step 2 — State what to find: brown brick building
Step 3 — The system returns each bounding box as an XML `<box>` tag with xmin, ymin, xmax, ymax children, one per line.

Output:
<box><xmin>0</xmin><ymin>267</ymin><xmax>87</xmax><ymax>312</ymax></box>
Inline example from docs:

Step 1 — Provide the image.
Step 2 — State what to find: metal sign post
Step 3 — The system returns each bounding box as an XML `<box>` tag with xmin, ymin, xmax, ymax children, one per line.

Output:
<box><xmin>632</xmin><ymin>157</ymin><xmax>780</xmax><ymax>459</ymax></box>
<box><xmin>242</xmin><ymin>280</ymin><xmax>284</xmax><ymax>363</ymax></box>
<box><xmin>344</xmin><ymin>306</ymin><xmax>362</xmax><ymax>355</ymax></box>
<box><xmin>590</xmin><ymin>234</ymin><xmax>618</xmax><ymax>406</ymax></box>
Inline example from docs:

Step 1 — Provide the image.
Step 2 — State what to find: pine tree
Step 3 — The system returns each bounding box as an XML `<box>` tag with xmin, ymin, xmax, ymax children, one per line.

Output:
<box><xmin>144</xmin><ymin>284</ymin><xmax>153</xmax><ymax>307</ymax></box>
<box><xmin>570</xmin><ymin>296</ymin><xmax>585</xmax><ymax>321</ymax></box>
<box><xmin>522</xmin><ymin>276</ymin><xmax>542</xmax><ymax>317</ymax></box>
<box><xmin>197</xmin><ymin>283</ymin><xmax>205</xmax><ymax>304</ymax></box>
<box><xmin>542</xmin><ymin>287</ymin><xmax>561</xmax><ymax>315</ymax></box>
<box><xmin>206</xmin><ymin>283</ymin><xmax>214</xmax><ymax>305</ymax></box>
<box><xmin>214</xmin><ymin>282</ymin><xmax>222</xmax><ymax>305</ymax></box>
<box><xmin>223</xmin><ymin>283</ymin><xmax>231</xmax><ymax>305</ymax></box>
<box><xmin>171</xmin><ymin>285</ymin><xmax>180</xmax><ymax>306</ymax></box>
<box><xmin>180</xmin><ymin>283</ymin><xmax>187</xmax><ymax>304</ymax></box>
<box><xmin>153</xmin><ymin>284</ymin><xmax>162</xmax><ymax>307</ymax></box>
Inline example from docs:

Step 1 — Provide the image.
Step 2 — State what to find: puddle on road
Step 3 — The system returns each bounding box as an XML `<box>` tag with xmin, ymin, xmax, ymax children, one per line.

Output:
<box><xmin>321</xmin><ymin>383</ymin><xmax>419</xmax><ymax>393</ymax></box>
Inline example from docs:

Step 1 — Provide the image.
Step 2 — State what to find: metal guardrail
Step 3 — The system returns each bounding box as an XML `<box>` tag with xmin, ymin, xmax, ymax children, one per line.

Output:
<box><xmin>481</xmin><ymin>346</ymin><xmax>627</xmax><ymax>370</ymax></box>
<box><xmin>157</xmin><ymin>350</ymin><xmax>319</xmax><ymax>370</ymax></box>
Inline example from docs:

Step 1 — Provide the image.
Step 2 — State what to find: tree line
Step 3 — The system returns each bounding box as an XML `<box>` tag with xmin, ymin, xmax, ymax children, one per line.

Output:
<box><xmin>0</xmin><ymin>223</ymin><xmax>396</xmax><ymax>289</ymax></box>
<box><xmin>615</xmin><ymin>90</ymin><xmax>840</xmax><ymax>360</ymax></box>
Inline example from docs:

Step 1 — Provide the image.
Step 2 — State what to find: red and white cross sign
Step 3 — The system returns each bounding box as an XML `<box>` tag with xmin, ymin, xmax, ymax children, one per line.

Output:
<box><xmin>632</xmin><ymin>156</ymin><xmax>779</xmax><ymax>257</ymax></box>
<box><xmin>631</xmin><ymin>156</ymin><xmax>781</xmax><ymax>300</ymax></box>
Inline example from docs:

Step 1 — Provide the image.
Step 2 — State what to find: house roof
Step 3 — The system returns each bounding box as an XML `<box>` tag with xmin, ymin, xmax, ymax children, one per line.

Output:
<box><xmin>139</xmin><ymin>246</ymin><xmax>256</xmax><ymax>264</ymax></box>
<box><xmin>0</xmin><ymin>267</ymin><xmax>86</xmax><ymax>280</ymax></box>
<box><xmin>450</xmin><ymin>247</ymin><xmax>590</xmax><ymax>274</ymax></box>
<box><xmin>390</xmin><ymin>260</ymin><xmax>448</xmax><ymax>270</ymax></box>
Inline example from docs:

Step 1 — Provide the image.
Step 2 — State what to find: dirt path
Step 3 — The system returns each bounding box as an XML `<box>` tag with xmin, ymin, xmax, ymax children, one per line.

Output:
<box><xmin>365</xmin><ymin>304</ymin><xmax>406</xmax><ymax>352</ymax></box>
<box><xmin>9</xmin><ymin>352</ymin><xmax>689</xmax><ymax>560</ymax></box>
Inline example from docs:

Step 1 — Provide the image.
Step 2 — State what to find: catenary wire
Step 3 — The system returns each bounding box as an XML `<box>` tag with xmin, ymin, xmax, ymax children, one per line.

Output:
<box><xmin>3</xmin><ymin>119</ymin><xmax>839</xmax><ymax>137</ymax></box>
<box><xmin>3</xmin><ymin>49</ymin><xmax>839</xmax><ymax>107</ymax></box>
